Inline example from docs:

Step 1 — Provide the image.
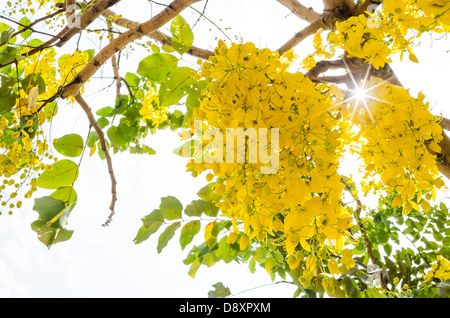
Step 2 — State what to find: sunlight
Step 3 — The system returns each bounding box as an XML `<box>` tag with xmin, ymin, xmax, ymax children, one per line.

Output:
<box><xmin>326</xmin><ymin>62</ymin><xmax>393</xmax><ymax>125</ymax></box>
<box><xmin>353</xmin><ymin>86</ymin><xmax>369</xmax><ymax>105</ymax></box>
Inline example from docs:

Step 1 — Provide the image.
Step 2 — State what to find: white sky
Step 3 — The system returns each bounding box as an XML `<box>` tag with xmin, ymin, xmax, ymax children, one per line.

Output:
<box><xmin>0</xmin><ymin>0</ymin><xmax>449</xmax><ymax>298</ymax></box>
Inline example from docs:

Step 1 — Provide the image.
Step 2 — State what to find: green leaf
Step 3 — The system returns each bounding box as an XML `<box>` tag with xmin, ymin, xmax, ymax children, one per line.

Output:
<box><xmin>87</xmin><ymin>131</ymin><xmax>99</xmax><ymax>147</ymax></box>
<box><xmin>169</xmin><ymin>110</ymin><xmax>184</xmax><ymax>131</ymax></box>
<box><xmin>159</xmin><ymin>67</ymin><xmax>196</xmax><ymax>107</ymax></box>
<box><xmin>197</xmin><ymin>183</ymin><xmax>221</xmax><ymax>203</ymax></box>
<box><xmin>125</xmin><ymin>72</ymin><xmax>140</xmax><ymax>88</ymax></box>
<box><xmin>97</xmin><ymin>117</ymin><xmax>109</xmax><ymax>129</ymax></box>
<box><xmin>33</xmin><ymin>196</ymin><xmax>66</xmax><ymax>224</ymax></box>
<box><xmin>113</xmin><ymin>95</ymin><xmax>130</xmax><ymax>115</ymax></box>
<box><xmin>208</xmin><ymin>282</ymin><xmax>231</xmax><ymax>298</ymax></box>
<box><xmin>0</xmin><ymin>86</ymin><xmax>16</xmax><ymax>113</ymax></box>
<box><xmin>303</xmin><ymin>289</ymin><xmax>316</xmax><ymax>298</ymax></box>
<box><xmin>215</xmin><ymin>236</ymin><xmax>239</xmax><ymax>263</ymax></box>
<box><xmin>342</xmin><ymin>276</ymin><xmax>357</xmax><ymax>297</ymax></box>
<box><xmin>159</xmin><ymin>196</ymin><xmax>183</xmax><ymax>220</ymax></box>
<box><xmin>185</xmin><ymin>199</ymin><xmax>219</xmax><ymax>218</ymax></box>
<box><xmin>129</xmin><ymin>144</ymin><xmax>156</xmax><ymax>155</ymax></box>
<box><xmin>184</xmin><ymin>200</ymin><xmax>205</xmax><ymax>217</ymax></box>
<box><xmin>50</xmin><ymin>186</ymin><xmax>77</xmax><ymax>206</ymax></box>
<box><xmin>0</xmin><ymin>46</ymin><xmax>19</xmax><ymax>65</ymax></box>
<box><xmin>137</xmin><ymin>53</ymin><xmax>178</xmax><ymax>82</ymax></box>
<box><xmin>43</xmin><ymin>101</ymin><xmax>58</xmax><ymax>120</ymax></box>
<box><xmin>157</xmin><ymin>222</ymin><xmax>181</xmax><ymax>253</ymax></box>
<box><xmin>170</xmin><ymin>15</ymin><xmax>194</xmax><ymax>55</ymax></box>
<box><xmin>35</xmin><ymin>160</ymin><xmax>79</xmax><ymax>189</ymax></box>
<box><xmin>188</xmin><ymin>256</ymin><xmax>201</xmax><ymax>278</ymax></box>
<box><xmin>31</xmin><ymin>220</ymin><xmax>73</xmax><ymax>249</ymax></box>
<box><xmin>173</xmin><ymin>139</ymin><xmax>203</xmax><ymax>160</ymax></box>
<box><xmin>22</xmin><ymin>73</ymin><xmax>46</xmax><ymax>94</ymax></box>
<box><xmin>134</xmin><ymin>209</ymin><xmax>164</xmax><ymax>244</ymax></box>
<box><xmin>18</xmin><ymin>17</ymin><xmax>32</xmax><ymax>39</ymax></box>
<box><xmin>96</xmin><ymin>106</ymin><xmax>114</xmax><ymax>117</ymax></box>
<box><xmin>53</xmin><ymin>134</ymin><xmax>84</xmax><ymax>157</ymax></box>
<box><xmin>107</xmin><ymin>126</ymin><xmax>125</xmax><ymax>148</ymax></box>
<box><xmin>180</xmin><ymin>220</ymin><xmax>201</xmax><ymax>250</ymax></box>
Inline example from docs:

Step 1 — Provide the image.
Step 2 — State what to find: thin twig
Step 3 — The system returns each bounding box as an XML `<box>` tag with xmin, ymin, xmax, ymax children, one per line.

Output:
<box><xmin>74</xmin><ymin>94</ymin><xmax>118</xmax><ymax>227</ymax></box>
<box><xmin>341</xmin><ymin>178</ymin><xmax>390</xmax><ymax>291</ymax></box>
<box><xmin>108</xmin><ymin>24</ymin><xmax>122</xmax><ymax>98</ymax></box>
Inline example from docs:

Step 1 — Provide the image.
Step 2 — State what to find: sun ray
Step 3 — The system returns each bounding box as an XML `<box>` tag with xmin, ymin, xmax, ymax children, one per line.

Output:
<box><xmin>325</xmin><ymin>60</ymin><xmax>397</xmax><ymax>126</ymax></box>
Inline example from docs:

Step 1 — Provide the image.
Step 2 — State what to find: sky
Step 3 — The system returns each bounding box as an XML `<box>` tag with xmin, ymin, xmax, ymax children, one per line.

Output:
<box><xmin>0</xmin><ymin>0</ymin><xmax>450</xmax><ymax>298</ymax></box>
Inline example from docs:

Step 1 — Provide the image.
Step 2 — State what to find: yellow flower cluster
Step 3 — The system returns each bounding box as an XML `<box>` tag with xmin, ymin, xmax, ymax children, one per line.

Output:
<box><xmin>17</xmin><ymin>48</ymin><xmax>58</xmax><ymax>117</ymax></box>
<box><xmin>187</xmin><ymin>41</ymin><xmax>354</xmax><ymax>270</ymax></box>
<box><xmin>140</xmin><ymin>86</ymin><xmax>169</xmax><ymax>128</ymax></box>
<box><xmin>383</xmin><ymin>0</ymin><xmax>450</xmax><ymax>33</ymax></box>
<box><xmin>308</xmin><ymin>1</ymin><xmax>450</xmax><ymax>72</ymax></box>
<box><xmin>58</xmin><ymin>51</ymin><xmax>90</xmax><ymax>101</ymax></box>
<box><xmin>342</xmin><ymin>77</ymin><xmax>445</xmax><ymax>213</ymax></box>
<box><xmin>423</xmin><ymin>255</ymin><xmax>450</xmax><ymax>282</ymax></box>
<box><xmin>0</xmin><ymin>115</ymin><xmax>49</xmax><ymax>214</ymax></box>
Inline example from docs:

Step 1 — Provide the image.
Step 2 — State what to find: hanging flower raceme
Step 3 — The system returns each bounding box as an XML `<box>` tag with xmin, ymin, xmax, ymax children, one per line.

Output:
<box><xmin>185</xmin><ymin>40</ymin><xmax>354</xmax><ymax>267</ymax></box>
<box><xmin>140</xmin><ymin>85</ymin><xmax>169</xmax><ymax>128</ymax></box>
<box><xmin>339</xmin><ymin>77</ymin><xmax>445</xmax><ymax>213</ymax></box>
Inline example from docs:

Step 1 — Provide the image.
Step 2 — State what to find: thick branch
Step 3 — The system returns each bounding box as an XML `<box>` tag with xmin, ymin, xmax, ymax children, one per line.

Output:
<box><xmin>55</xmin><ymin>0</ymin><xmax>122</xmax><ymax>47</ymax></box>
<box><xmin>278</xmin><ymin>18</ymin><xmax>327</xmax><ymax>55</ymax></box>
<box><xmin>74</xmin><ymin>94</ymin><xmax>117</xmax><ymax>226</ymax></box>
<box><xmin>323</xmin><ymin>0</ymin><xmax>356</xmax><ymax>12</ymax></box>
<box><xmin>440</xmin><ymin>117</ymin><xmax>450</xmax><ymax>131</ymax></box>
<box><xmin>276</xmin><ymin>0</ymin><xmax>321</xmax><ymax>23</ymax></box>
<box><xmin>60</xmin><ymin>0</ymin><xmax>201</xmax><ymax>99</ymax></box>
<box><xmin>66</xmin><ymin>0</ymin><xmax>76</xmax><ymax>22</ymax></box>
<box><xmin>354</xmin><ymin>0</ymin><xmax>381</xmax><ymax>16</ymax></box>
<box><xmin>306</xmin><ymin>59</ymin><xmax>345</xmax><ymax>75</ymax></box>
<box><xmin>102</xmin><ymin>8</ymin><xmax>214</xmax><ymax>60</ymax></box>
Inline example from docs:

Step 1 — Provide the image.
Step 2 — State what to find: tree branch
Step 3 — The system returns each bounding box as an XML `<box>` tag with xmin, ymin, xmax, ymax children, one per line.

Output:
<box><xmin>278</xmin><ymin>18</ymin><xmax>327</xmax><ymax>55</ymax></box>
<box><xmin>60</xmin><ymin>0</ymin><xmax>201</xmax><ymax>99</ymax></box>
<box><xmin>55</xmin><ymin>0</ymin><xmax>123</xmax><ymax>47</ymax></box>
<box><xmin>354</xmin><ymin>0</ymin><xmax>381</xmax><ymax>16</ymax></box>
<box><xmin>108</xmin><ymin>24</ymin><xmax>122</xmax><ymax>98</ymax></box>
<box><xmin>276</xmin><ymin>0</ymin><xmax>321</xmax><ymax>23</ymax></box>
<box><xmin>307</xmin><ymin>59</ymin><xmax>345</xmax><ymax>74</ymax></box>
<box><xmin>102</xmin><ymin>8</ymin><xmax>214</xmax><ymax>60</ymax></box>
<box><xmin>342</xmin><ymin>179</ymin><xmax>390</xmax><ymax>291</ymax></box>
<box><xmin>74</xmin><ymin>94</ymin><xmax>118</xmax><ymax>227</ymax></box>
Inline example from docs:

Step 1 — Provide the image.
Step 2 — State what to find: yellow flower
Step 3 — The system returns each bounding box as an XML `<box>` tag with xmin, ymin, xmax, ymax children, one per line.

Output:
<box><xmin>341</xmin><ymin>249</ymin><xmax>355</xmax><ymax>268</ymax></box>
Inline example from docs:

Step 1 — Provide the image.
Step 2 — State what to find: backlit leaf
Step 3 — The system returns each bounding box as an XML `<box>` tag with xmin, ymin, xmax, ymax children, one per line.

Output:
<box><xmin>170</xmin><ymin>15</ymin><xmax>194</xmax><ymax>55</ymax></box>
<box><xmin>159</xmin><ymin>196</ymin><xmax>183</xmax><ymax>220</ymax></box>
<box><xmin>137</xmin><ymin>53</ymin><xmax>178</xmax><ymax>82</ymax></box>
<box><xmin>53</xmin><ymin>134</ymin><xmax>84</xmax><ymax>157</ymax></box>
<box><xmin>159</xmin><ymin>67</ymin><xmax>196</xmax><ymax>107</ymax></box>
<box><xmin>180</xmin><ymin>220</ymin><xmax>201</xmax><ymax>250</ymax></box>
<box><xmin>157</xmin><ymin>222</ymin><xmax>181</xmax><ymax>253</ymax></box>
<box><xmin>35</xmin><ymin>160</ymin><xmax>79</xmax><ymax>189</ymax></box>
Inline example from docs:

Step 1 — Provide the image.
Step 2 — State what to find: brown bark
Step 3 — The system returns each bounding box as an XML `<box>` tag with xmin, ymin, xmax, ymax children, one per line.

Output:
<box><xmin>276</xmin><ymin>0</ymin><xmax>321</xmax><ymax>23</ymax></box>
<box><xmin>60</xmin><ymin>0</ymin><xmax>201</xmax><ymax>99</ymax></box>
<box><xmin>102</xmin><ymin>8</ymin><xmax>214</xmax><ymax>60</ymax></box>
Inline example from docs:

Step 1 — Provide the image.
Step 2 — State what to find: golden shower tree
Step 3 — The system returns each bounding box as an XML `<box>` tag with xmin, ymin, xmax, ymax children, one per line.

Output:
<box><xmin>0</xmin><ymin>0</ymin><xmax>449</xmax><ymax>298</ymax></box>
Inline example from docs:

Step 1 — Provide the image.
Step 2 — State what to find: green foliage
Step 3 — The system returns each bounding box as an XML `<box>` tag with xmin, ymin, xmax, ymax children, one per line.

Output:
<box><xmin>53</xmin><ymin>134</ymin><xmax>84</xmax><ymax>157</ymax></box>
<box><xmin>137</xmin><ymin>53</ymin><xmax>178</xmax><ymax>82</ymax></box>
<box><xmin>208</xmin><ymin>282</ymin><xmax>231</xmax><ymax>298</ymax></box>
<box><xmin>170</xmin><ymin>15</ymin><xmax>194</xmax><ymax>55</ymax></box>
<box><xmin>159</xmin><ymin>67</ymin><xmax>196</xmax><ymax>107</ymax></box>
<box><xmin>35</xmin><ymin>160</ymin><xmax>79</xmax><ymax>189</ymax></box>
